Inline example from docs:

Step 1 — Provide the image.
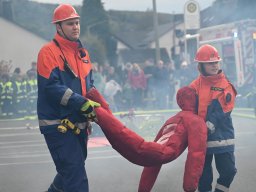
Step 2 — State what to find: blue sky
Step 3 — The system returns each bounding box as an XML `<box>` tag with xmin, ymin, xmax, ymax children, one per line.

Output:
<box><xmin>31</xmin><ymin>0</ymin><xmax>215</xmax><ymax>14</ymax></box>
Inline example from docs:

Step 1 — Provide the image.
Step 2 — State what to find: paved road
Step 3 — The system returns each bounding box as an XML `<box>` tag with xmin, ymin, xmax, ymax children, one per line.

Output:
<box><xmin>0</xmin><ymin>111</ymin><xmax>255</xmax><ymax>192</ymax></box>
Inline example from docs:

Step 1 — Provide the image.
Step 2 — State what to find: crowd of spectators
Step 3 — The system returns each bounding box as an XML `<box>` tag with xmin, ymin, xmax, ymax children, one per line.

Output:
<box><xmin>93</xmin><ymin>59</ymin><xmax>256</xmax><ymax>112</ymax></box>
<box><xmin>93</xmin><ymin>59</ymin><xmax>197</xmax><ymax>112</ymax></box>
<box><xmin>0</xmin><ymin>60</ymin><xmax>37</xmax><ymax>118</ymax></box>
<box><xmin>0</xmin><ymin>58</ymin><xmax>200</xmax><ymax>119</ymax></box>
<box><xmin>1</xmin><ymin>58</ymin><xmax>254</xmax><ymax>119</ymax></box>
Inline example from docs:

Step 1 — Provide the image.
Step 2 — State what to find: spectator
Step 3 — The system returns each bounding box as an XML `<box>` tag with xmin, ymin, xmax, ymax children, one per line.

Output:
<box><xmin>26</xmin><ymin>61</ymin><xmax>37</xmax><ymax>77</ymax></box>
<box><xmin>92</xmin><ymin>63</ymin><xmax>105</xmax><ymax>93</ymax></box>
<box><xmin>153</xmin><ymin>60</ymin><xmax>170</xmax><ymax>109</ymax></box>
<box><xmin>11</xmin><ymin>67</ymin><xmax>22</xmax><ymax>82</ymax></box>
<box><xmin>0</xmin><ymin>73</ymin><xmax>14</xmax><ymax>117</ymax></box>
<box><xmin>166</xmin><ymin>61</ymin><xmax>176</xmax><ymax>108</ymax></box>
<box><xmin>143</xmin><ymin>59</ymin><xmax>155</xmax><ymax>98</ymax></box>
<box><xmin>128</xmin><ymin>63</ymin><xmax>147</xmax><ymax>109</ymax></box>
<box><xmin>0</xmin><ymin>60</ymin><xmax>12</xmax><ymax>78</ymax></box>
<box><xmin>105</xmin><ymin>66</ymin><xmax>119</xmax><ymax>82</ymax></box>
<box><xmin>27</xmin><ymin>71</ymin><xmax>38</xmax><ymax>115</ymax></box>
<box><xmin>103</xmin><ymin>79</ymin><xmax>122</xmax><ymax>112</ymax></box>
<box><xmin>13</xmin><ymin>74</ymin><xmax>28</xmax><ymax>117</ymax></box>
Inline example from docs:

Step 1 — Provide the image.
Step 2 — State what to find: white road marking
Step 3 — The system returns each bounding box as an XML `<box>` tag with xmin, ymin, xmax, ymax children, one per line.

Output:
<box><xmin>0</xmin><ymin>143</ymin><xmax>46</xmax><ymax>149</ymax></box>
<box><xmin>0</xmin><ymin>126</ymin><xmax>38</xmax><ymax>130</ymax></box>
<box><xmin>0</xmin><ymin>153</ymin><xmax>50</xmax><ymax>158</ymax></box>
<box><xmin>0</xmin><ymin>132</ymin><xmax>40</xmax><ymax>137</ymax></box>
<box><xmin>0</xmin><ymin>150</ymin><xmax>49</xmax><ymax>156</ymax></box>
<box><xmin>0</xmin><ymin>155</ymin><xmax>121</xmax><ymax>166</ymax></box>
<box><xmin>0</xmin><ymin>140</ymin><xmax>45</xmax><ymax>145</ymax></box>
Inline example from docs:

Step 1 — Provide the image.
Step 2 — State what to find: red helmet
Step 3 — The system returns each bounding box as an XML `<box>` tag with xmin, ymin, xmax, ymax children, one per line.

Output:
<box><xmin>194</xmin><ymin>44</ymin><xmax>221</xmax><ymax>63</ymax></box>
<box><xmin>52</xmin><ymin>4</ymin><xmax>80</xmax><ymax>24</ymax></box>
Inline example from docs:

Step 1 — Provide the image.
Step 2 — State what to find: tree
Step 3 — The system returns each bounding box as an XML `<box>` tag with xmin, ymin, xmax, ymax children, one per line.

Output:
<box><xmin>80</xmin><ymin>34</ymin><xmax>106</xmax><ymax>66</ymax></box>
<box><xmin>80</xmin><ymin>0</ymin><xmax>117</xmax><ymax>65</ymax></box>
<box><xmin>81</xmin><ymin>0</ymin><xmax>108</xmax><ymax>35</ymax></box>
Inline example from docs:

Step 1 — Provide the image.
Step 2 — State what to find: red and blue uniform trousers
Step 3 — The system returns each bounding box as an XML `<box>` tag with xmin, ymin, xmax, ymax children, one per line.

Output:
<box><xmin>45</xmin><ymin>129</ymin><xmax>88</xmax><ymax>192</ymax></box>
<box><xmin>199</xmin><ymin>152</ymin><xmax>236</xmax><ymax>192</ymax></box>
<box><xmin>198</xmin><ymin>100</ymin><xmax>237</xmax><ymax>192</ymax></box>
<box><xmin>37</xmin><ymin>33</ymin><xmax>93</xmax><ymax>192</ymax></box>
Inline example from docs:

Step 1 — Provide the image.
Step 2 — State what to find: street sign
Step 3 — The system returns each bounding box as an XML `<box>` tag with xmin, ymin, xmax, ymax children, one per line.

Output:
<box><xmin>184</xmin><ymin>0</ymin><xmax>200</xmax><ymax>30</ymax></box>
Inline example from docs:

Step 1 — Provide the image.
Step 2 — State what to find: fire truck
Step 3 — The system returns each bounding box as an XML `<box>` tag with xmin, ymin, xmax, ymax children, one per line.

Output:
<box><xmin>199</xmin><ymin>19</ymin><xmax>256</xmax><ymax>87</ymax></box>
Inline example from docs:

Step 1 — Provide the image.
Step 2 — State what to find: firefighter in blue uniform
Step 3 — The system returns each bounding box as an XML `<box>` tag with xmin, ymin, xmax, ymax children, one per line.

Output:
<box><xmin>13</xmin><ymin>75</ymin><xmax>28</xmax><ymax>117</ymax></box>
<box><xmin>27</xmin><ymin>71</ymin><xmax>37</xmax><ymax>115</ymax></box>
<box><xmin>37</xmin><ymin>4</ymin><xmax>100</xmax><ymax>192</ymax></box>
<box><xmin>0</xmin><ymin>74</ymin><xmax>14</xmax><ymax>117</ymax></box>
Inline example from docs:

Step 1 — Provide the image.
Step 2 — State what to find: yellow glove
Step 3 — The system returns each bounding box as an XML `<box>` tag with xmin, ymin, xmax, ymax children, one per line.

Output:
<box><xmin>81</xmin><ymin>99</ymin><xmax>101</xmax><ymax>122</ymax></box>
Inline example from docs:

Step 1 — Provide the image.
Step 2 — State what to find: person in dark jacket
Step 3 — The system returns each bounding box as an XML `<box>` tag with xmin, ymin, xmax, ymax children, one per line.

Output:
<box><xmin>37</xmin><ymin>4</ymin><xmax>100</xmax><ymax>192</ymax></box>
<box><xmin>153</xmin><ymin>60</ymin><xmax>170</xmax><ymax>109</ymax></box>
<box><xmin>190</xmin><ymin>44</ymin><xmax>237</xmax><ymax>192</ymax></box>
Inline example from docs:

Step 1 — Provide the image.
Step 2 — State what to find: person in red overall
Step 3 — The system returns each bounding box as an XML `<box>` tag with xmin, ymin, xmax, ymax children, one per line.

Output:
<box><xmin>190</xmin><ymin>44</ymin><xmax>237</xmax><ymax>192</ymax></box>
<box><xmin>86</xmin><ymin>86</ymin><xmax>207</xmax><ymax>191</ymax></box>
<box><xmin>137</xmin><ymin>86</ymin><xmax>207</xmax><ymax>192</ymax></box>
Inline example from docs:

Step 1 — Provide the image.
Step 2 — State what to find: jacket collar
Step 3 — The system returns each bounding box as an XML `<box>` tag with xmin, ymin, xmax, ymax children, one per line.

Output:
<box><xmin>54</xmin><ymin>33</ymin><xmax>79</xmax><ymax>50</ymax></box>
<box><xmin>200</xmin><ymin>70</ymin><xmax>225</xmax><ymax>84</ymax></box>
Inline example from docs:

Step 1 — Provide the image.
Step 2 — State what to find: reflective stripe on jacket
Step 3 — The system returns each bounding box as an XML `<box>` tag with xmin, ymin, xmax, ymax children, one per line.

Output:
<box><xmin>37</xmin><ymin>33</ymin><xmax>93</xmax><ymax>134</ymax></box>
<box><xmin>1</xmin><ymin>81</ymin><xmax>13</xmax><ymax>100</ymax></box>
<box><xmin>14</xmin><ymin>80</ymin><xmax>28</xmax><ymax>101</ymax></box>
<box><xmin>27</xmin><ymin>79</ymin><xmax>38</xmax><ymax>100</ymax></box>
<box><xmin>190</xmin><ymin>71</ymin><xmax>237</xmax><ymax>154</ymax></box>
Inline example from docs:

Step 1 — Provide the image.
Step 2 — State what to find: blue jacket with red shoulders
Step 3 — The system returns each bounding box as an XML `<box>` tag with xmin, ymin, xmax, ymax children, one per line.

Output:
<box><xmin>190</xmin><ymin>71</ymin><xmax>237</xmax><ymax>154</ymax></box>
<box><xmin>37</xmin><ymin>33</ymin><xmax>93</xmax><ymax>134</ymax></box>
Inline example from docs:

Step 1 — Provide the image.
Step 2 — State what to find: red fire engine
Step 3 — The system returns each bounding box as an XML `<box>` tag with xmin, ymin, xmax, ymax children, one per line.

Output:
<box><xmin>198</xmin><ymin>19</ymin><xmax>256</xmax><ymax>87</ymax></box>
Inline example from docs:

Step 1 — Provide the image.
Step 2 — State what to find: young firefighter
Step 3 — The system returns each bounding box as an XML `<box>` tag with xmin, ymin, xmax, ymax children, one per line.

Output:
<box><xmin>190</xmin><ymin>44</ymin><xmax>237</xmax><ymax>192</ymax></box>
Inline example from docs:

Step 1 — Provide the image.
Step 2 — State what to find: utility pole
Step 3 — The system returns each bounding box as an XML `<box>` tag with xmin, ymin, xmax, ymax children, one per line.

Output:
<box><xmin>152</xmin><ymin>0</ymin><xmax>160</xmax><ymax>64</ymax></box>
<box><xmin>172</xmin><ymin>11</ymin><xmax>176</xmax><ymax>62</ymax></box>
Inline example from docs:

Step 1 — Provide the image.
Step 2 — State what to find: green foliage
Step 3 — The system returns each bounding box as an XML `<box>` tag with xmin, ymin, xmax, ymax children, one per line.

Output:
<box><xmin>81</xmin><ymin>0</ymin><xmax>113</xmax><ymax>65</ymax></box>
<box><xmin>80</xmin><ymin>34</ymin><xmax>107</xmax><ymax>66</ymax></box>
<box><xmin>81</xmin><ymin>0</ymin><xmax>110</xmax><ymax>38</ymax></box>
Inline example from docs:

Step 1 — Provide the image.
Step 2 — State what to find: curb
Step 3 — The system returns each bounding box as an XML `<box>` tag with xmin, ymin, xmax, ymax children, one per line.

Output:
<box><xmin>0</xmin><ymin>108</ymin><xmax>255</xmax><ymax>125</ymax></box>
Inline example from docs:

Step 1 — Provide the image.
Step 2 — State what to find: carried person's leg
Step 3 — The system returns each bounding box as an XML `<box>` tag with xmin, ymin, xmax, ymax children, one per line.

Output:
<box><xmin>198</xmin><ymin>154</ymin><xmax>214</xmax><ymax>192</ymax></box>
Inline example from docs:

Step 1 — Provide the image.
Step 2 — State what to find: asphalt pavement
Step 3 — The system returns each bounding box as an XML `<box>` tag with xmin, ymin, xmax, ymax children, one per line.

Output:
<box><xmin>0</xmin><ymin>108</ymin><xmax>255</xmax><ymax>192</ymax></box>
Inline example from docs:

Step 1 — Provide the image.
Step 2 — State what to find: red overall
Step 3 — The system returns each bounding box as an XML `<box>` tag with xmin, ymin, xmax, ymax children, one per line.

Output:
<box><xmin>86</xmin><ymin>87</ymin><xmax>207</xmax><ymax>192</ymax></box>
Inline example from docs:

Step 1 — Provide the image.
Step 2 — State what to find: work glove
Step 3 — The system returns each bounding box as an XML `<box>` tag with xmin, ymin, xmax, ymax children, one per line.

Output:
<box><xmin>206</xmin><ymin>120</ymin><xmax>215</xmax><ymax>134</ymax></box>
<box><xmin>81</xmin><ymin>99</ymin><xmax>101</xmax><ymax>122</ymax></box>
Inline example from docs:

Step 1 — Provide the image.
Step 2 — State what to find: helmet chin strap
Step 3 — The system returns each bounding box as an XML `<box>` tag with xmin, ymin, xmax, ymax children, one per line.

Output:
<box><xmin>198</xmin><ymin>63</ymin><xmax>209</xmax><ymax>76</ymax></box>
<box><xmin>198</xmin><ymin>63</ymin><xmax>221</xmax><ymax>76</ymax></box>
<box><xmin>57</xmin><ymin>23</ymin><xmax>73</xmax><ymax>41</ymax></box>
